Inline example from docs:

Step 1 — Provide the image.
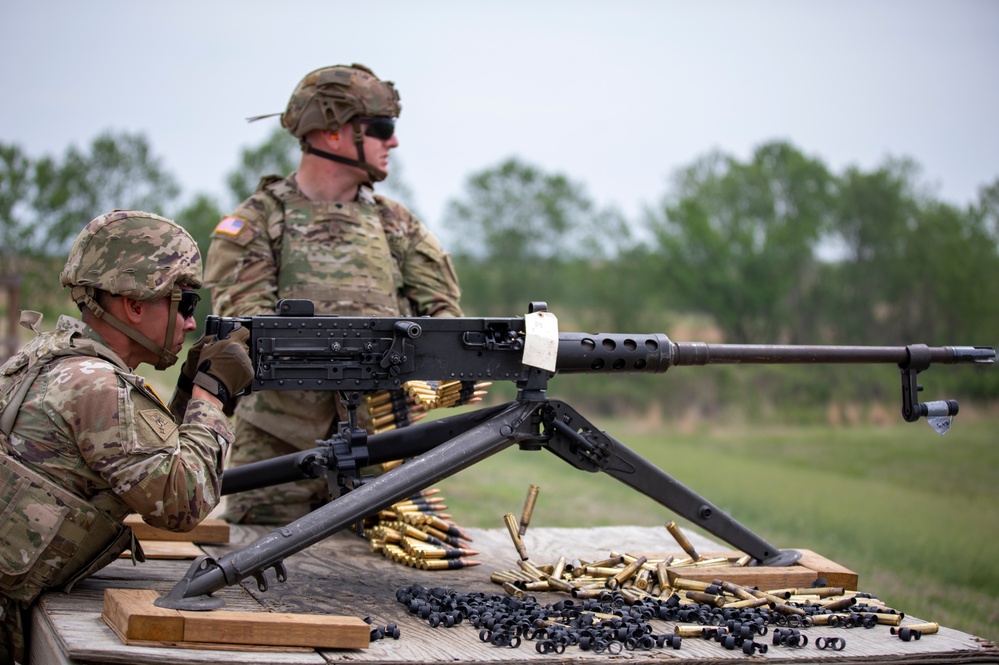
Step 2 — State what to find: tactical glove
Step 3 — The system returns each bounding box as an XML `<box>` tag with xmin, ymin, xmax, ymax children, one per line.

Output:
<box><xmin>168</xmin><ymin>335</ymin><xmax>211</xmax><ymax>419</ymax></box>
<box><xmin>191</xmin><ymin>326</ymin><xmax>254</xmax><ymax>404</ymax></box>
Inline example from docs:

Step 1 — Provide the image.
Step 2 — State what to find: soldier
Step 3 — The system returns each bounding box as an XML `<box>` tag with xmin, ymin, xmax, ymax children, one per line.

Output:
<box><xmin>0</xmin><ymin>210</ymin><xmax>254</xmax><ymax>665</ymax></box>
<box><xmin>204</xmin><ymin>63</ymin><xmax>462</xmax><ymax>524</ymax></box>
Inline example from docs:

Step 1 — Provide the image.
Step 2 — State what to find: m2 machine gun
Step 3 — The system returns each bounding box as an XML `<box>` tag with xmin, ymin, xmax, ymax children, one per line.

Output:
<box><xmin>157</xmin><ymin>299</ymin><xmax>995</xmax><ymax>610</ymax></box>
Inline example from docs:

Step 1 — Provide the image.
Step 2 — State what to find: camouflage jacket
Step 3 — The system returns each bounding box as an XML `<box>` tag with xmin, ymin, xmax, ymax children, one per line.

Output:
<box><xmin>203</xmin><ymin>175</ymin><xmax>462</xmax><ymax>446</ymax></box>
<box><xmin>0</xmin><ymin>316</ymin><xmax>232</xmax><ymax>532</ymax></box>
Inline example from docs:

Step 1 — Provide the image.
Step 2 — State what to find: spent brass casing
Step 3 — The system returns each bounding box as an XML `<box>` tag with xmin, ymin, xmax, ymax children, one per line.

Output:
<box><xmin>545</xmin><ymin>576</ymin><xmax>576</xmax><ymax>593</ymax></box>
<box><xmin>518</xmin><ymin>484</ymin><xmax>540</xmax><ymax>536</ymax></box>
<box><xmin>523</xmin><ymin>581</ymin><xmax>551</xmax><ymax>591</ymax></box>
<box><xmin>517</xmin><ymin>559</ymin><xmax>547</xmax><ymax>581</ymax></box>
<box><xmin>685</xmin><ymin>591</ymin><xmax>725</xmax><ymax>608</ymax></box>
<box><xmin>671</xmin><ymin>577</ymin><xmax>712</xmax><ymax>592</ymax></box>
<box><xmin>674</xmin><ymin>625</ymin><xmax>709</xmax><ymax>638</ymax></box>
<box><xmin>570</xmin><ymin>587</ymin><xmax>607</xmax><ymax>599</ymax></box>
<box><xmin>490</xmin><ymin>571</ymin><xmax>522</xmax><ymax>585</ymax></box>
<box><xmin>665</xmin><ymin>520</ymin><xmax>700</xmax><ymax>561</ymax></box>
<box><xmin>607</xmin><ymin>555</ymin><xmax>647</xmax><ymax>590</ymax></box>
<box><xmin>810</xmin><ymin>586</ymin><xmax>846</xmax><ymax>598</ymax></box>
<box><xmin>655</xmin><ymin>560</ymin><xmax>669</xmax><ymax>590</ymax></box>
<box><xmin>893</xmin><ymin>622</ymin><xmax>938</xmax><ymax>635</ymax></box>
<box><xmin>551</xmin><ymin>556</ymin><xmax>567</xmax><ymax>581</ymax></box>
<box><xmin>635</xmin><ymin>568</ymin><xmax>651</xmax><ymax>590</ymax></box>
<box><xmin>809</xmin><ymin>613</ymin><xmax>845</xmax><ymax>626</ymax></box>
<box><xmin>582</xmin><ymin>566</ymin><xmax>622</xmax><ymax>577</ymax></box>
<box><xmin>587</xmin><ymin>555</ymin><xmax>625</xmax><ymax>568</ymax></box>
<box><xmin>503</xmin><ymin>513</ymin><xmax>529</xmax><ymax>560</ymax></box>
<box><xmin>717</xmin><ymin>580</ymin><xmax>756</xmax><ymax>601</ymax></box>
<box><xmin>502</xmin><ymin>582</ymin><xmax>527</xmax><ymax>599</ymax></box>
<box><xmin>722</xmin><ymin>595</ymin><xmax>770</xmax><ymax>609</ymax></box>
<box><xmin>820</xmin><ymin>596</ymin><xmax>857</xmax><ymax>612</ymax></box>
<box><xmin>873</xmin><ymin>612</ymin><xmax>904</xmax><ymax>626</ymax></box>
<box><xmin>772</xmin><ymin>602</ymin><xmax>807</xmax><ymax>616</ymax></box>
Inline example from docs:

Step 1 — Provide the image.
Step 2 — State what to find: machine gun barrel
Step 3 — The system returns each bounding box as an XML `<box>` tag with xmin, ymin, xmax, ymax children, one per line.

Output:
<box><xmin>664</xmin><ymin>343</ymin><xmax>995</xmax><ymax>367</ymax></box>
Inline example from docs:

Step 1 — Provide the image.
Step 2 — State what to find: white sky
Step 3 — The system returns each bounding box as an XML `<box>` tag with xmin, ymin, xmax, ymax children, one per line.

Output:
<box><xmin>1</xmin><ymin>0</ymin><xmax>997</xmax><ymax>240</ymax></box>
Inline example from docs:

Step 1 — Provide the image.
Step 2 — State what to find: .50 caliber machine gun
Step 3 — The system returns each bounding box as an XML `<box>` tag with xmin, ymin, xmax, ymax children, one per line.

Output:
<box><xmin>157</xmin><ymin>299</ymin><xmax>995</xmax><ymax>610</ymax></box>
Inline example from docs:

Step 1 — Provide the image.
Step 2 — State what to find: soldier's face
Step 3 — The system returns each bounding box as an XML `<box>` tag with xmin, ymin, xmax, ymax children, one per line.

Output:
<box><xmin>141</xmin><ymin>292</ymin><xmax>198</xmax><ymax>358</ymax></box>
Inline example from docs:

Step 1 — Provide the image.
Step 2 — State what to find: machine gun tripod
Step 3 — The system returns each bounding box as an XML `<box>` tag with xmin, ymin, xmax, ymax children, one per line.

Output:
<box><xmin>156</xmin><ymin>300</ymin><xmax>994</xmax><ymax>610</ymax></box>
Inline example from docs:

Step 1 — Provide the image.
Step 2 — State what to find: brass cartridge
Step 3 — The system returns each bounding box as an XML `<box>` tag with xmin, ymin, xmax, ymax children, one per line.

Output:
<box><xmin>665</xmin><ymin>520</ymin><xmax>700</xmax><ymax>561</ymax></box>
<box><xmin>820</xmin><ymin>596</ymin><xmax>857</xmax><ymax>612</ymax></box>
<box><xmin>685</xmin><ymin>591</ymin><xmax>726</xmax><ymax>608</ymax></box>
<box><xmin>671</xmin><ymin>577</ymin><xmax>712</xmax><ymax>592</ymax></box>
<box><xmin>518</xmin><ymin>484</ymin><xmax>540</xmax><ymax>536</ymax></box>
<box><xmin>503</xmin><ymin>513</ymin><xmax>529</xmax><ymax>560</ymax></box>
<box><xmin>892</xmin><ymin>621</ymin><xmax>938</xmax><ymax>638</ymax></box>
<box><xmin>606</xmin><ymin>555</ymin><xmax>647</xmax><ymax>590</ymax></box>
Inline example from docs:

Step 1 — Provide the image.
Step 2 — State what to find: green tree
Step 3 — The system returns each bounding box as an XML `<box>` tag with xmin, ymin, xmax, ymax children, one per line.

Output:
<box><xmin>225</xmin><ymin>128</ymin><xmax>298</xmax><ymax>204</ymax></box>
<box><xmin>645</xmin><ymin>141</ymin><xmax>835</xmax><ymax>343</ymax></box>
<box><xmin>444</xmin><ymin>158</ymin><xmax>624</xmax><ymax>316</ymax></box>
<box><xmin>0</xmin><ymin>143</ymin><xmax>33</xmax><ymax>261</ymax></box>
<box><xmin>33</xmin><ymin>131</ymin><xmax>180</xmax><ymax>254</ymax></box>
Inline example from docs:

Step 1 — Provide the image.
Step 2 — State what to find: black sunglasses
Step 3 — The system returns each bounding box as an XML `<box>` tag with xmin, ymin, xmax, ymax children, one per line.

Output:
<box><xmin>360</xmin><ymin>117</ymin><xmax>395</xmax><ymax>141</ymax></box>
<box><xmin>178</xmin><ymin>290</ymin><xmax>201</xmax><ymax>319</ymax></box>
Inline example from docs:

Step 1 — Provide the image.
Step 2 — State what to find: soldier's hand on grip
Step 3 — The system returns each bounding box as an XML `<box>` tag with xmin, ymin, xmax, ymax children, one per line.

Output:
<box><xmin>192</xmin><ymin>326</ymin><xmax>254</xmax><ymax>404</ymax></box>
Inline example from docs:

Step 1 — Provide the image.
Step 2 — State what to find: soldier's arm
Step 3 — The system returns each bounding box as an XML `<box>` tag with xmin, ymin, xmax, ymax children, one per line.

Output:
<box><xmin>381</xmin><ymin>200</ymin><xmax>463</xmax><ymax>317</ymax></box>
<box><xmin>57</xmin><ymin>359</ymin><xmax>231</xmax><ymax>531</ymax></box>
<box><xmin>203</xmin><ymin>206</ymin><xmax>280</xmax><ymax>317</ymax></box>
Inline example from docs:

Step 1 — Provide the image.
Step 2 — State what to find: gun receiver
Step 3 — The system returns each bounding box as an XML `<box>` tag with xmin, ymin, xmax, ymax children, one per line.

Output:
<box><xmin>157</xmin><ymin>300</ymin><xmax>994</xmax><ymax>610</ymax></box>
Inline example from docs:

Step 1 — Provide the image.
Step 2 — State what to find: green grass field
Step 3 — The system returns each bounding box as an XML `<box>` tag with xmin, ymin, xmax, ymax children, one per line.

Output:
<box><xmin>432</xmin><ymin>413</ymin><xmax>999</xmax><ymax>643</ymax></box>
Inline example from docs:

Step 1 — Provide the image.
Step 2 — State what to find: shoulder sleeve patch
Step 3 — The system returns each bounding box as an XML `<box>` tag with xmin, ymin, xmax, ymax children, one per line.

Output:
<box><xmin>138</xmin><ymin>408</ymin><xmax>178</xmax><ymax>442</ymax></box>
<box><xmin>214</xmin><ymin>216</ymin><xmax>247</xmax><ymax>236</ymax></box>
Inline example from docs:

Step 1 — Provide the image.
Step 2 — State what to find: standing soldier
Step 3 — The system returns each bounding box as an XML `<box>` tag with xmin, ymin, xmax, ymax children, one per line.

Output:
<box><xmin>204</xmin><ymin>63</ymin><xmax>462</xmax><ymax>525</ymax></box>
<box><xmin>0</xmin><ymin>210</ymin><xmax>253</xmax><ymax>665</ymax></box>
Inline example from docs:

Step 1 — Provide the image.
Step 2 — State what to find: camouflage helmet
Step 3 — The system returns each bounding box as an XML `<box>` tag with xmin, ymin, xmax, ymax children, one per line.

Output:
<box><xmin>281</xmin><ymin>63</ymin><xmax>401</xmax><ymax>138</ymax></box>
<box><xmin>60</xmin><ymin>210</ymin><xmax>203</xmax><ymax>302</ymax></box>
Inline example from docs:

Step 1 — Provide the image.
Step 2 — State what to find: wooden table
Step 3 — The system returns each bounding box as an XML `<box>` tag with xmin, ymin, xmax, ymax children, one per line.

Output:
<box><xmin>30</xmin><ymin>525</ymin><xmax>999</xmax><ymax>664</ymax></box>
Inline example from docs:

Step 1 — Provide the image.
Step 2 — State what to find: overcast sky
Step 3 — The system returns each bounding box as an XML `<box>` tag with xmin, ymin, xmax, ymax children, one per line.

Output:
<box><xmin>2</xmin><ymin>0</ymin><xmax>997</xmax><ymax>238</ymax></box>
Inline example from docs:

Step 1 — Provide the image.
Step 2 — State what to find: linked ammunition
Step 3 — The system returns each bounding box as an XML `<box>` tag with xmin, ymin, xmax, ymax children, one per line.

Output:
<box><xmin>421</xmin><ymin>558</ymin><xmax>479</xmax><ymax>570</ymax></box>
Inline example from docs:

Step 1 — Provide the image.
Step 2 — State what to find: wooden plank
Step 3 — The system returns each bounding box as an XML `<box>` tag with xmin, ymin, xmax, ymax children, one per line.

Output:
<box><xmin>125</xmin><ymin>515</ymin><xmax>230</xmax><ymax>544</ymax></box>
<box><xmin>102</xmin><ymin>588</ymin><xmax>185</xmax><ymax>642</ymax></box>
<box><xmin>179</xmin><ymin>609</ymin><xmax>370</xmax><ymax>649</ymax></box>
<box><xmin>121</xmin><ymin>541</ymin><xmax>205</xmax><ymax>559</ymax></box>
<box><xmin>647</xmin><ymin>548</ymin><xmax>860</xmax><ymax>590</ymax></box>
<box><xmin>102</xmin><ymin>588</ymin><xmax>369</xmax><ymax>650</ymax></box>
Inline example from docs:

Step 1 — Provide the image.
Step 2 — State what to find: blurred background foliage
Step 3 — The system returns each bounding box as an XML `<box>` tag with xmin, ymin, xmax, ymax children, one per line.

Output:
<box><xmin>2</xmin><ymin>130</ymin><xmax>997</xmax><ymax>421</ymax></box>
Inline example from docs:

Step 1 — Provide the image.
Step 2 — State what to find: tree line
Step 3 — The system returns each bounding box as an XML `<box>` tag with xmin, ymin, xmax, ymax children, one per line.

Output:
<box><xmin>2</xmin><ymin>130</ymin><xmax>997</xmax><ymax>414</ymax></box>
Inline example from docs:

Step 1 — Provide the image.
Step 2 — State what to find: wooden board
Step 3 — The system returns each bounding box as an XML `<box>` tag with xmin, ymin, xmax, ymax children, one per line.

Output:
<box><xmin>124</xmin><ymin>515</ymin><xmax>230</xmax><ymax>544</ymax></box>
<box><xmin>102</xmin><ymin>589</ymin><xmax>370</xmax><ymax>651</ymax></box>
<box><xmin>121</xmin><ymin>541</ymin><xmax>204</xmax><ymax>559</ymax></box>
<box><xmin>653</xmin><ymin>548</ymin><xmax>859</xmax><ymax>590</ymax></box>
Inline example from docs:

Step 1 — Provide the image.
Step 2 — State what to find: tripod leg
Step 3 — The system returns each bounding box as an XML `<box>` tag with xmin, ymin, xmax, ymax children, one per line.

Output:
<box><xmin>158</xmin><ymin>401</ymin><xmax>541</xmax><ymax>608</ymax></box>
<box><xmin>542</xmin><ymin>400</ymin><xmax>800</xmax><ymax>566</ymax></box>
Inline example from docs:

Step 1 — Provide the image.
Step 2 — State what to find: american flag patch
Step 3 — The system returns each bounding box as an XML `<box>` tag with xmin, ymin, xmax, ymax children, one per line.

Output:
<box><xmin>214</xmin><ymin>216</ymin><xmax>246</xmax><ymax>236</ymax></box>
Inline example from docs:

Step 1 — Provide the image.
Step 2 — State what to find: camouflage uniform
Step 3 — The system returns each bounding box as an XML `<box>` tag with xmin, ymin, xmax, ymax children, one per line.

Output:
<box><xmin>204</xmin><ymin>64</ymin><xmax>462</xmax><ymax>525</ymax></box>
<box><xmin>0</xmin><ymin>211</ymin><xmax>235</xmax><ymax>665</ymax></box>
<box><xmin>205</xmin><ymin>176</ymin><xmax>461</xmax><ymax>523</ymax></box>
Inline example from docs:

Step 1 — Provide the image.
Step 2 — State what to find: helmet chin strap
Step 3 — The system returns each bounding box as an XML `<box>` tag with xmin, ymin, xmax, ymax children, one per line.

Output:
<box><xmin>72</xmin><ymin>286</ymin><xmax>180</xmax><ymax>370</ymax></box>
<box><xmin>301</xmin><ymin>117</ymin><xmax>388</xmax><ymax>182</ymax></box>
